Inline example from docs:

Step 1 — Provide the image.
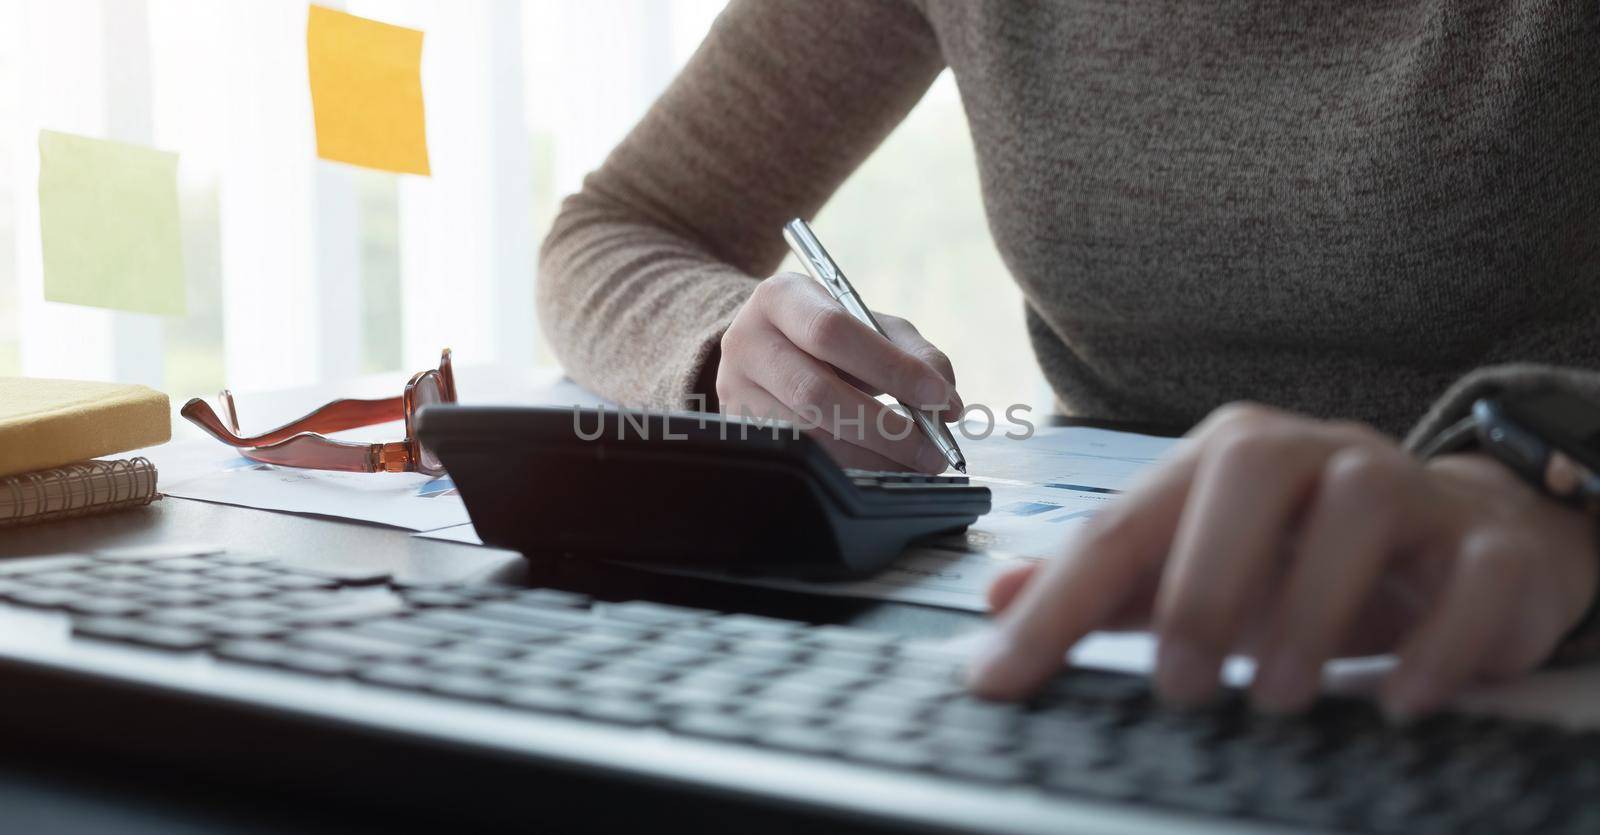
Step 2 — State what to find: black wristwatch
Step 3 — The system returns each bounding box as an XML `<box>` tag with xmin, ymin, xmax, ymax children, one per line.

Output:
<box><xmin>1420</xmin><ymin>388</ymin><xmax>1600</xmax><ymax>663</ymax></box>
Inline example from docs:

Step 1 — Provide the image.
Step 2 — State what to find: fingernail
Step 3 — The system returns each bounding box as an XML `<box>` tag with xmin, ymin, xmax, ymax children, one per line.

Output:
<box><xmin>915</xmin><ymin>443</ymin><xmax>948</xmax><ymax>473</ymax></box>
<box><xmin>1383</xmin><ymin>673</ymin><xmax>1434</xmax><ymax>723</ymax></box>
<box><xmin>916</xmin><ymin>378</ymin><xmax>950</xmax><ymax>411</ymax></box>
<box><xmin>1251</xmin><ymin>654</ymin><xmax>1314</xmax><ymax>714</ymax></box>
<box><xmin>965</xmin><ymin>631</ymin><xmax>1027</xmax><ymax>698</ymax></box>
<box><xmin>1156</xmin><ymin>639</ymin><xmax>1218</xmax><ymax>708</ymax></box>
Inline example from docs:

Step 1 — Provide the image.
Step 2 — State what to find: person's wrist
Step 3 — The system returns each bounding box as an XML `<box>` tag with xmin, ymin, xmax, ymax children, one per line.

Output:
<box><xmin>1427</xmin><ymin>452</ymin><xmax>1600</xmax><ymax>661</ymax></box>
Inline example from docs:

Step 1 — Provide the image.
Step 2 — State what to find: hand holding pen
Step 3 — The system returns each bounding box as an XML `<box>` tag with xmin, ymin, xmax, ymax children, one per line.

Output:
<box><xmin>709</xmin><ymin>219</ymin><xmax>966</xmax><ymax>473</ymax></box>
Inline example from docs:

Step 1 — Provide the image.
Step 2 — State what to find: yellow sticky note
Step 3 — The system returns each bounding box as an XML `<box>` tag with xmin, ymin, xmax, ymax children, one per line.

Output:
<box><xmin>307</xmin><ymin>5</ymin><xmax>430</xmax><ymax>176</ymax></box>
<box><xmin>37</xmin><ymin>130</ymin><xmax>186</xmax><ymax>317</ymax></box>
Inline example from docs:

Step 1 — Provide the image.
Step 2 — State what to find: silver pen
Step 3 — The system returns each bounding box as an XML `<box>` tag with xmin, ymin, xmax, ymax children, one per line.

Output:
<box><xmin>782</xmin><ymin>218</ymin><xmax>967</xmax><ymax>474</ymax></box>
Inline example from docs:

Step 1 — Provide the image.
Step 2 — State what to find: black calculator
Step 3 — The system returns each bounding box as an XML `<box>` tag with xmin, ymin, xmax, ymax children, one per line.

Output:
<box><xmin>416</xmin><ymin>406</ymin><xmax>991</xmax><ymax>578</ymax></box>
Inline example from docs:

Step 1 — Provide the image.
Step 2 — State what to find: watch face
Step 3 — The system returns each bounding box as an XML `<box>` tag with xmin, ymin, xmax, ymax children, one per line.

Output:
<box><xmin>1516</xmin><ymin>390</ymin><xmax>1600</xmax><ymax>447</ymax></box>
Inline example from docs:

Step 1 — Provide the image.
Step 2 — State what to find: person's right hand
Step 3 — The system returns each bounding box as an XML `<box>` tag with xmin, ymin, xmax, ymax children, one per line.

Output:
<box><xmin>715</xmin><ymin>272</ymin><xmax>963</xmax><ymax>473</ymax></box>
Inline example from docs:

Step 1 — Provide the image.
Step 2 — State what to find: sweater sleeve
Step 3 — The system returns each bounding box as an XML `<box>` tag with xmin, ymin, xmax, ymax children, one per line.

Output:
<box><xmin>536</xmin><ymin>0</ymin><xmax>945</xmax><ymax>410</ymax></box>
<box><xmin>1402</xmin><ymin>364</ymin><xmax>1600</xmax><ymax>453</ymax></box>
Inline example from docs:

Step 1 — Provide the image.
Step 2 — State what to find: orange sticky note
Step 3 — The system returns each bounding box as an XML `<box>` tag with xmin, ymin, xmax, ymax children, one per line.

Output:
<box><xmin>306</xmin><ymin>5</ymin><xmax>430</xmax><ymax>175</ymax></box>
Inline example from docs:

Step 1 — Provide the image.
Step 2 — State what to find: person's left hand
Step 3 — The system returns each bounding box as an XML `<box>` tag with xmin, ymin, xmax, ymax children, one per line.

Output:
<box><xmin>966</xmin><ymin>403</ymin><xmax>1600</xmax><ymax>718</ymax></box>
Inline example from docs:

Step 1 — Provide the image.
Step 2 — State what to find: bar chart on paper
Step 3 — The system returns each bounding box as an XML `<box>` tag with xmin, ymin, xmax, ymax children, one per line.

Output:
<box><xmin>685</xmin><ymin>425</ymin><xmax>1180</xmax><ymax>612</ymax></box>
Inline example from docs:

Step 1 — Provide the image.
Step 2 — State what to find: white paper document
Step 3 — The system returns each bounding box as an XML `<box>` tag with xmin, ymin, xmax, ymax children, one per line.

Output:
<box><xmin>159</xmin><ymin>443</ymin><xmax>470</xmax><ymax>532</ymax></box>
<box><xmin>677</xmin><ymin>425</ymin><xmax>1179</xmax><ymax>612</ymax></box>
<box><xmin>413</xmin><ymin>423</ymin><xmax>1180</xmax><ymax>613</ymax></box>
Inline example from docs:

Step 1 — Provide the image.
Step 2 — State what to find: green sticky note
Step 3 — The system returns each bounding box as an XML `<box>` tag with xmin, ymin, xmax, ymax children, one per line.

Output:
<box><xmin>38</xmin><ymin>129</ymin><xmax>186</xmax><ymax>316</ymax></box>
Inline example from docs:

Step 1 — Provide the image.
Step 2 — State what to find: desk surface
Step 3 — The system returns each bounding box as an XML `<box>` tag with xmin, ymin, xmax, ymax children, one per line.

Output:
<box><xmin>0</xmin><ymin>494</ymin><xmax>985</xmax><ymax>833</ymax></box>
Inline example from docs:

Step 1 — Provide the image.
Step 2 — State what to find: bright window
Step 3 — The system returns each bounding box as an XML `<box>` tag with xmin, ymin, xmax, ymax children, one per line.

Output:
<box><xmin>0</xmin><ymin>1</ymin><xmax>1046</xmax><ymax>414</ymax></box>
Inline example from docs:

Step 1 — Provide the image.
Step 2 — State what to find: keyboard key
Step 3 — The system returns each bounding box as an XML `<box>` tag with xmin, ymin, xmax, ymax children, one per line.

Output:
<box><xmin>65</xmin><ymin>598</ymin><xmax>147</xmax><ymax>618</ymax></box>
<box><xmin>1147</xmin><ymin>784</ymin><xmax>1249</xmax><ymax>817</ymax></box>
<box><xmin>400</xmin><ymin>590</ymin><xmax>478</xmax><ymax>609</ymax></box>
<box><xmin>730</xmin><ymin>638</ymin><xmax>805</xmax><ymax>664</ymax></box>
<box><xmin>805</xmin><ymin>626</ymin><xmax>898</xmax><ymax>654</ymax></box>
<box><xmin>1041</xmin><ymin>766</ymin><xmax>1144</xmax><ymax>802</ymax></box>
<box><xmin>92</xmin><ymin>580</ymin><xmax>155</xmax><ymax>598</ymax></box>
<box><xmin>629</xmin><ymin>644</ymin><xmax>712</xmax><ymax>669</ymax></box>
<box><xmin>266</xmin><ymin>574</ymin><xmax>337</xmax><ymax>592</ymax></box>
<box><xmin>215</xmin><ymin>640</ymin><xmax>289</xmax><ymax>666</ymax></box>
<box><xmin>148</xmin><ymin>608</ymin><xmax>224</xmax><ymax>628</ymax></box>
<box><xmin>842</xmin><ymin>739</ymin><xmax>936</xmax><ymax>771</ymax></box>
<box><xmin>204</xmin><ymin>582</ymin><xmax>276</xmax><ymax>600</ymax></box>
<box><xmin>290</xmin><ymin>628</ymin><xmax>422</xmax><ymax>660</ymax></box>
<box><xmin>72</xmin><ymin>617</ymin><xmax>148</xmax><ymax>642</ymax></box>
<box><xmin>756</xmin><ymin>682</ymin><xmax>841</xmax><ymax>711</ymax></box>
<box><xmin>841</xmin><ymin>692</ymin><xmax>930</xmax><ymax>721</ymax></box>
<box><xmin>351</xmin><ymin>619</ymin><xmax>454</xmax><ymax>648</ymax></box>
<box><xmin>425</xmin><ymin>654</ymin><xmax>503</xmax><ymax>678</ymax></box>
<box><xmin>274</xmin><ymin>591</ymin><xmax>348</xmax><ymax>609</ymax></box>
<box><xmin>126</xmin><ymin>626</ymin><xmax>212</xmax><ymax>651</ymax></box>
<box><xmin>757</xmin><ymin>723</ymin><xmax>842</xmax><ymax>757</ymax></box>
<box><xmin>742</xmin><ymin>700</ymin><xmax>828</xmax><ymax>724</ymax></box>
<box><xmin>828</xmin><ymin>712</ymin><xmax>921</xmax><ymax>740</ymax></box>
<box><xmin>652</xmin><ymin>628</ymin><xmax>726</xmax><ymax>653</ymax></box>
<box><xmin>210</xmin><ymin>600</ymin><xmax>291</xmax><ymax>619</ymax></box>
<box><xmin>354</xmin><ymin>663</ymin><xmax>433</xmax><ymax>692</ymax></box>
<box><xmin>520</xmin><ymin>647</ymin><xmax>602</xmax><ymax>673</ymax></box>
<box><xmin>151</xmin><ymin>558</ymin><xmax>218</xmax><ymax>573</ymax></box>
<box><xmin>805</xmin><ymin>650</ymin><xmax>886</xmax><ymax>675</ymax></box>
<box><xmin>670</xmin><ymin>709</ymin><xmax>755</xmax><ymax>742</ymax></box>
<box><xmin>763</xmin><ymin>668</ymin><xmax>864</xmax><ymax>695</ymax></box>
<box><xmin>424</xmin><ymin>674</ymin><xmax>505</xmax><ymax>702</ymax></box>
<box><xmin>207</xmin><ymin>620</ymin><xmax>290</xmax><ymax>640</ymax></box>
<box><xmin>932</xmin><ymin>755</ymin><xmax>1030</xmax><ymax>784</ymax></box>
<box><xmin>208</xmin><ymin>553</ymin><xmax>276</xmax><ymax>566</ymax></box>
<box><xmin>559</xmin><ymin>633</ymin><xmax>636</xmax><ymax>656</ymax></box>
<box><xmin>472</xmin><ymin>602</ymin><xmax>594</xmax><ymax>631</ymax></box>
<box><xmin>576</xmin><ymin>697</ymin><xmax>659</xmax><ymax>727</ymax></box>
<box><xmin>704</xmin><ymin>613</ymin><xmax>805</xmax><ymax>639</ymax></box>
<box><xmin>882</xmin><ymin>658</ymin><xmax>962</xmax><ymax>683</ymax></box>
<box><xmin>447</xmin><ymin>638</ymin><xmax>526</xmax><ymax>660</ymax></box>
<box><xmin>144</xmin><ymin>573</ymin><xmax>209</xmax><ymax>589</ymax></box>
<box><xmin>505</xmin><ymin>588</ymin><xmax>590</xmax><ymax>609</ymax></box>
<box><xmin>418</xmin><ymin>613</ymin><xmax>559</xmax><ymax>646</ymax></box>
<box><xmin>502</xmin><ymin>685</ymin><xmax>581</xmax><ymax>715</ymax></box>
<box><xmin>598</xmin><ymin>601</ymin><xmax>712</xmax><ymax>627</ymax></box>
<box><xmin>287</xmin><ymin>597</ymin><xmax>404</xmax><ymax>626</ymax></box>
<box><xmin>278</xmin><ymin>650</ymin><xmax>357</xmax><ymax>677</ymax></box>
<box><xmin>8</xmin><ymin>588</ymin><xmax>84</xmax><ymax>609</ymax></box>
<box><xmin>591</xmin><ymin>659</ymin><xmax>675</xmax><ymax>684</ymax></box>
<box><xmin>25</xmin><ymin>571</ymin><xmax>98</xmax><ymax>588</ymax></box>
<box><xmin>139</xmin><ymin>589</ymin><xmax>215</xmax><ymax>609</ymax></box>
<box><xmin>936</xmin><ymin>701</ymin><xmax>1026</xmax><ymax>733</ymax></box>
<box><xmin>88</xmin><ymin>564</ymin><xmax>161</xmax><ymax>581</ymax></box>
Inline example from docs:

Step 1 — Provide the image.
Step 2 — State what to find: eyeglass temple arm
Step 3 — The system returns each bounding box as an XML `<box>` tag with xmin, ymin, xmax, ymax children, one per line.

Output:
<box><xmin>182</xmin><ymin>393</ymin><xmax>405</xmax><ymax>448</ymax></box>
<box><xmin>233</xmin><ymin>433</ymin><xmax>408</xmax><ymax>473</ymax></box>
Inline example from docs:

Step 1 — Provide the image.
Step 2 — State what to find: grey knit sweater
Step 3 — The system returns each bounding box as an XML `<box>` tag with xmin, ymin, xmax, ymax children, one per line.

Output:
<box><xmin>537</xmin><ymin>0</ymin><xmax>1600</xmax><ymax>446</ymax></box>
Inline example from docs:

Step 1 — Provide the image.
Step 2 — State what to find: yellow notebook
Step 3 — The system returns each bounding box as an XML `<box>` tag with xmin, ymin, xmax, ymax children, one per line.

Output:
<box><xmin>0</xmin><ymin>378</ymin><xmax>170</xmax><ymax>478</ymax></box>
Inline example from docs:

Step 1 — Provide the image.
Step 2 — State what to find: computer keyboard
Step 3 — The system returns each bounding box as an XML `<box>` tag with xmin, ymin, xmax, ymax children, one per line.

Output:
<box><xmin>1</xmin><ymin>548</ymin><xmax>1597</xmax><ymax>834</ymax></box>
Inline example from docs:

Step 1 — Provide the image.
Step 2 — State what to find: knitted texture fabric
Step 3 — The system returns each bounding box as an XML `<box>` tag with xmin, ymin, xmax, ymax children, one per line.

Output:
<box><xmin>537</xmin><ymin>0</ymin><xmax>1600</xmax><ymax>441</ymax></box>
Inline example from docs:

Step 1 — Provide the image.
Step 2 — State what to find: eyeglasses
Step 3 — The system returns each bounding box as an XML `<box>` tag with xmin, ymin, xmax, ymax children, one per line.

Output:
<box><xmin>181</xmin><ymin>349</ymin><xmax>457</xmax><ymax>476</ymax></box>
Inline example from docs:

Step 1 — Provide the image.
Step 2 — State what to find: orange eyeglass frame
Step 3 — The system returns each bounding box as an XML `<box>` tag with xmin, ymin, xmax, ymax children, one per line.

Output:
<box><xmin>180</xmin><ymin>349</ymin><xmax>457</xmax><ymax>476</ymax></box>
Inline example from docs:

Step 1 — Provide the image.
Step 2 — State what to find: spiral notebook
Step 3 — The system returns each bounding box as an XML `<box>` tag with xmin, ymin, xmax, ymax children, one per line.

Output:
<box><xmin>0</xmin><ymin>457</ymin><xmax>160</xmax><ymax>528</ymax></box>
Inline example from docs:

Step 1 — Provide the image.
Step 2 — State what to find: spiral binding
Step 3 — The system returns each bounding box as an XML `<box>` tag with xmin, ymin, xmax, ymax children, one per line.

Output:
<box><xmin>0</xmin><ymin>457</ymin><xmax>160</xmax><ymax>527</ymax></box>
